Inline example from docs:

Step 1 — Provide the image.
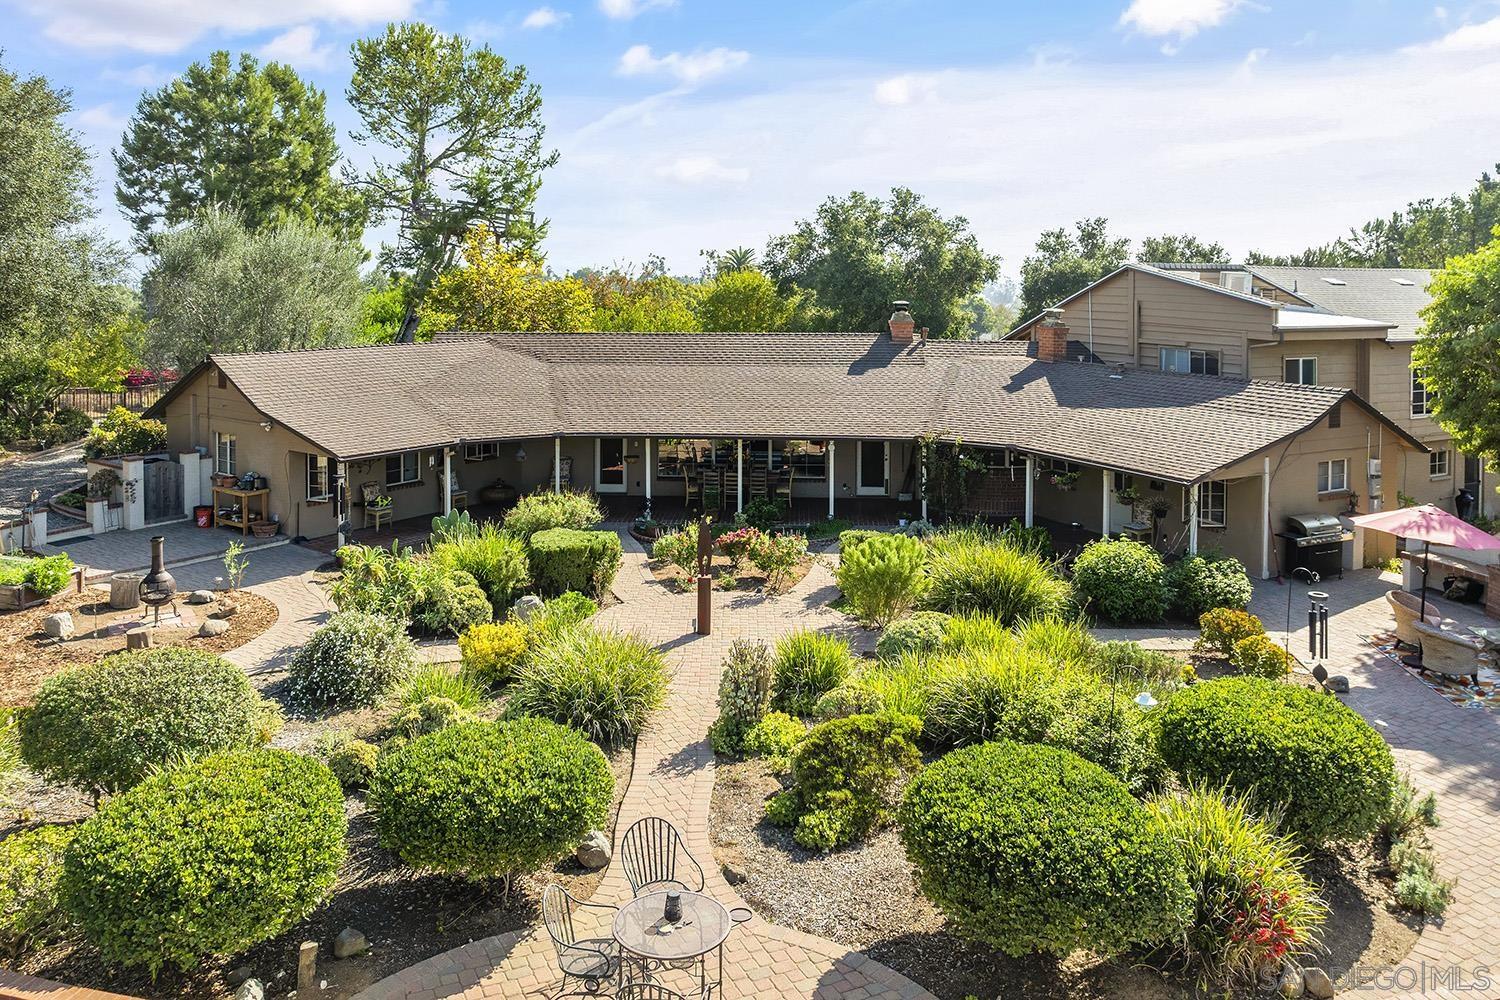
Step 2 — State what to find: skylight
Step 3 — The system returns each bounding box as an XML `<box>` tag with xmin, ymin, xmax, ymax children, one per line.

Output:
<box><xmin>1390</xmin><ymin>277</ymin><xmax>1416</xmax><ymax>286</ymax></box>
<box><xmin>1320</xmin><ymin>277</ymin><xmax>1347</xmax><ymax>286</ymax></box>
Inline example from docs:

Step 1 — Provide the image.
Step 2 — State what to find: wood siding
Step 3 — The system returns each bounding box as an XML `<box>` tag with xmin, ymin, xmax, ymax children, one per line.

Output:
<box><xmin>1248</xmin><ymin>339</ymin><xmax>1359</xmax><ymax>388</ymax></box>
<box><xmin>1130</xmin><ymin>271</ymin><xmax>1272</xmax><ymax>378</ymax></box>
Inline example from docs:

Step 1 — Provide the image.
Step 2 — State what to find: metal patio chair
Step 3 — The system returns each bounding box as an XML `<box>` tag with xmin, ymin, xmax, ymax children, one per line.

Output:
<box><xmin>618</xmin><ymin>986</ymin><xmax>686</xmax><ymax>1000</ymax></box>
<box><xmin>542</xmin><ymin>883</ymin><xmax>620</xmax><ymax>996</ymax></box>
<box><xmin>619</xmin><ymin>817</ymin><xmax>705</xmax><ymax>897</ymax></box>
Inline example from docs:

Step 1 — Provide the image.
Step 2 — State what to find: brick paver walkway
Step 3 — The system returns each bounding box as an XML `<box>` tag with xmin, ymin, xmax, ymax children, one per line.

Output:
<box><xmin>356</xmin><ymin>535</ymin><xmax>933</xmax><ymax>1000</ymax></box>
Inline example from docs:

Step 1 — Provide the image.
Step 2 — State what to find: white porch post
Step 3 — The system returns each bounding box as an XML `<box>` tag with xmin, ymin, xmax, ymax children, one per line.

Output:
<box><xmin>336</xmin><ymin>461</ymin><xmax>349</xmax><ymax>549</ymax></box>
<box><xmin>1101</xmin><ymin>467</ymin><xmax>1111</xmax><ymax>537</ymax></box>
<box><xmin>553</xmin><ymin>437</ymin><xmax>562</xmax><ymax>492</ymax></box>
<box><xmin>919</xmin><ymin>440</ymin><xmax>928</xmax><ymax>522</ymax></box>
<box><xmin>1261</xmin><ymin>456</ymin><xmax>1272</xmax><ymax>580</ymax></box>
<box><xmin>827</xmin><ymin>441</ymin><xmax>836</xmax><ymax>520</ymax></box>
<box><xmin>1188</xmin><ymin>483</ymin><xmax>1200</xmax><ymax>555</ymax></box>
<box><xmin>1024</xmin><ymin>454</ymin><xmax>1034</xmax><ymax>528</ymax></box>
<box><xmin>644</xmin><ymin>438</ymin><xmax>653</xmax><ymax>517</ymax></box>
<box><xmin>736</xmin><ymin>439</ymin><xmax>744</xmax><ymax>513</ymax></box>
<box><xmin>442</xmin><ymin>448</ymin><xmax>453</xmax><ymax>515</ymax></box>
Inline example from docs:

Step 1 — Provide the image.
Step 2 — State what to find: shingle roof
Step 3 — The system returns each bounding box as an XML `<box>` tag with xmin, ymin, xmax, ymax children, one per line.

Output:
<box><xmin>1249</xmin><ymin>266</ymin><xmax>1433</xmax><ymax>341</ymax></box>
<box><xmin>155</xmin><ymin>332</ymin><xmax>1423</xmax><ymax>484</ymax></box>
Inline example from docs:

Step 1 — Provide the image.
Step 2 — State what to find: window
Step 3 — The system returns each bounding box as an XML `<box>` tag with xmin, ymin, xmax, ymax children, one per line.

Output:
<box><xmin>1196</xmin><ymin>481</ymin><xmax>1227</xmax><ymax>527</ymax></box>
<box><xmin>1430</xmin><ymin>449</ymin><xmax>1450</xmax><ymax>479</ymax></box>
<box><xmin>215</xmin><ymin>433</ymin><xmax>236</xmax><ymax>476</ymax></box>
<box><xmin>1328</xmin><ymin>403</ymin><xmax>1342</xmax><ymax>429</ymax></box>
<box><xmin>463</xmin><ymin>442</ymin><xmax>498</xmax><ymax>462</ymax></box>
<box><xmin>1047</xmin><ymin>459</ymin><xmax>1081</xmax><ymax>475</ymax></box>
<box><xmin>1283</xmin><ymin>357</ymin><xmax>1318</xmax><ymax>385</ymax></box>
<box><xmin>1113</xmin><ymin>471</ymin><xmax>1134</xmax><ymax>492</ymax></box>
<box><xmin>1411</xmin><ymin>367</ymin><xmax>1431</xmax><ymax>416</ymax></box>
<box><xmin>1159</xmin><ymin>347</ymin><xmax>1220</xmax><ymax>376</ymax></box>
<box><xmin>786</xmin><ymin>440</ymin><xmax>828</xmax><ymax>480</ymax></box>
<box><xmin>1317</xmin><ymin>458</ymin><xmax>1348</xmax><ymax>494</ymax></box>
<box><xmin>306</xmin><ymin>454</ymin><xmax>331</xmax><ymax>501</ymax></box>
<box><xmin>385</xmin><ymin>451</ymin><xmax>420</xmax><ymax>487</ymax></box>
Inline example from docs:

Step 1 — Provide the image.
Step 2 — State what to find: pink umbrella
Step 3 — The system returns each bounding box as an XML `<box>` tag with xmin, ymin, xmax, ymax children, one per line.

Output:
<box><xmin>1348</xmin><ymin>504</ymin><xmax>1500</xmax><ymax>621</ymax></box>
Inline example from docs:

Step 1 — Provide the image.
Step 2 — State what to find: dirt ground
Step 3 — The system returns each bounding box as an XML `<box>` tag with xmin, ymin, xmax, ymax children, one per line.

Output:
<box><xmin>647</xmin><ymin>552</ymin><xmax>817</xmax><ymax>594</ymax></box>
<box><xmin>709</xmin><ymin>756</ymin><xmax>1420</xmax><ymax>1000</ymax></box>
<box><xmin>0</xmin><ymin>587</ymin><xmax>277</xmax><ymax>704</ymax></box>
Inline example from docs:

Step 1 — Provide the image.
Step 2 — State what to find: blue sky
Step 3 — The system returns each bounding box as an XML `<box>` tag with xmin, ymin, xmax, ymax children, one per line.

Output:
<box><xmin>6</xmin><ymin>0</ymin><xmax>1500</xmax><ymax>285</ymax></box>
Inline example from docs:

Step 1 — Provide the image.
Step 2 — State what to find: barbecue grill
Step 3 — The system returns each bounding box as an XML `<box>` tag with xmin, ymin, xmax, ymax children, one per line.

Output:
<box><xmin>1279</xmin><ymin>513</ymin><xmax>1353</xmax><ymax>580</ymax></box>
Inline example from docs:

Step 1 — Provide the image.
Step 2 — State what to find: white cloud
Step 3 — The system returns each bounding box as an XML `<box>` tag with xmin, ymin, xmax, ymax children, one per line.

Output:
<box><xmin>616</xmin><ymin>44</ymin><xmax>749</xmax><ymax>85</ymax></box>
<box><xmin>1119</xmin><ymin>0</ymin><xmax>1249</xmax><ymax>50</ymax></box>
<box><xmin>656</xmin><ymin>156</ymin><xmax>749</xmax><ymax>184</ymax></box>
<box><xmin>1405</xmin><ymin>15</ymin><xmax>1500</xmax><ymax>53</ymax></box>
<box><xmin>873</xmin><ymin>73</ymin><xmax>938</xmax><ymax>106</ymax></box>
<box><xmin>1235</xmin><ymin>46</ymin><xmax>1268</xmax><ymax>78</ymax></box>
<box><xmin>598</xmin><ymin>0</ymin><xmax>675</xmax><ymax>19</ymax></box>
<box><xmin>18</xmin><ymin>0</ymin><xmax>411</xmax><ymax>53</ymax></box>
<box><xmin>75</xmin><ymin>102</ymin><xmax>125</xmax><ymax>132</ymax></box>
<box><xmin>259</xmin><ymin>25</ymin><xmax>336</xmax><ymax>71</ymax></box>
<box><xmin>100</xmin><ymin>63</ymin><xmax>170</xmax><ymax>87</ymax></box>
<box><xmin>522</xmin><ymin>6</ymin><xmax>569</xmax><ymax>29</ymax></box>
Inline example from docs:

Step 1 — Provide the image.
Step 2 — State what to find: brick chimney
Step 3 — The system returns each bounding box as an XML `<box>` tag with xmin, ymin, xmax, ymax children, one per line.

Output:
<box><xmin>889</xmin><ymin>301</ymin><xmax>916</xmax><ymax>343</ymax></box>
<box><xmin>1035</xmin><ymin>310</ymin><xmax>1069</xmax><ymax>363</ymax></box>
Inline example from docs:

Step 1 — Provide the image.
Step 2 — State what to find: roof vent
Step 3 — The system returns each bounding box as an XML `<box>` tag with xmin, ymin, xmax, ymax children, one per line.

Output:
<box><xmin>1390</xmin><ymin>277</ymin><xmax>1416</xmax><ymax>286</ymax></box>
<box><xmin>1320</xmin><ymin>277</ymin><xmax>1347</xmax><ymax>286</ymax></box>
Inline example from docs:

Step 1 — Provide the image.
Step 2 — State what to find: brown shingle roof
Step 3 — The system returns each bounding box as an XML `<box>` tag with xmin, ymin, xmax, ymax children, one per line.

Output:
<box><xmin>156</xmin><ymin>332</ymin><xmax>1421</xmax><ymax>483</ymax></box>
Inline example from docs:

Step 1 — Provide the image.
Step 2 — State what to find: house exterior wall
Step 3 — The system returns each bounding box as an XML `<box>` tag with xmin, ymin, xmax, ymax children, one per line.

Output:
<box><xmin>1131</xmin><ymin>271</ymin><xmax>1272</xmax><ymax>379</ymax></box>
<box><xmin>1248</xmin><ymin>338</ymin><xmax>1361</xmax><ymax>389</ymax></box>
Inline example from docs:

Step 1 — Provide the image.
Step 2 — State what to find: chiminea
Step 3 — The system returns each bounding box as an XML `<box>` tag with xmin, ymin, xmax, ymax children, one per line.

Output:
<box><xmin>138</xmin><ymin>535</ymin><xmax>178</xmax><ymax>624</ymax></box>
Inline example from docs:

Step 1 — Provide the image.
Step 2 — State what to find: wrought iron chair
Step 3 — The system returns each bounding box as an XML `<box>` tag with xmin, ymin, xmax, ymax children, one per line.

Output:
<box><xmin>541</xmin><ymin>883</ymin><xmax>620</xmax><ymax>996</ymax></box>
<box><xmin>360</xmin><ymin>482</ymin><xmax>392</xmax><ymax>531</ymax></box>
<box><xmin>619</xmin><ymin>817</ymin><xmax>705</xmax><ymax>897</ymax></box>
<box><xmin>618</xmin><ymin>986</ymin><xmax>686</xmax><ymax>1000</ymax></box>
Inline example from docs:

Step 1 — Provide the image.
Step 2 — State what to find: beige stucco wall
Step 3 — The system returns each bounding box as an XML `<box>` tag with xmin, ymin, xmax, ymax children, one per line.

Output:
<box><xmin>1248</xmin><ymin>338</ymin><xmax>1362</xmax><ymax>389</ymax></box>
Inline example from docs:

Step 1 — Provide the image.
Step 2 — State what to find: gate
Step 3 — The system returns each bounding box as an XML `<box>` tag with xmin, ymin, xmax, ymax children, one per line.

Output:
<box><xmin>143</xmin><ymin>459</ymin><xmax>184</xmax><ymax>523</ymax></box>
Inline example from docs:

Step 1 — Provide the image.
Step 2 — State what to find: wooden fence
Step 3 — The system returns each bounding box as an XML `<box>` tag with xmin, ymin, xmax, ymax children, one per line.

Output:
<box><xmin>57</xmin><ymin>381</ymin><xmax>178</xmax><ymax>417</ymax></box>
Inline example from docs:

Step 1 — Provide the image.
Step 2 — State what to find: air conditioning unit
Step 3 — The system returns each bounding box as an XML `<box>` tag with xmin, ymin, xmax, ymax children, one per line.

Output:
<box><xmin>1368</xmin><ymin>459</ymin><xmax>1382</xmax><ymax>478</ymax></box>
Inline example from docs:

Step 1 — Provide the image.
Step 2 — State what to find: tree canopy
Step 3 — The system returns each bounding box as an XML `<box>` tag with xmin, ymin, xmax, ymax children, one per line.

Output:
<box><xmin>420</xmin><ymin>227</ymin><xmax>593</xmax><ymax>334</ymax></box>
<box><xmin>764</xmin><ymin>188</ymin><xmax>998</xmax><ymax>337</ymax></box>
<box><xmin>1017</xmin><ymin>218</ymin><xmax>1130</xmax><ymax>321</ymax></box>
<box><xmin>347</xmin><ymin>22</ymin><xmax>558</xmax><ymax>342</ymax></box>
<box><xmin>142</xmin><ymin>207</ymin><xmax>364</xmax><ymax>368</ymax></box>
<box><xmin>115</xmin><ymin>51</ymin><xmax>363</xmax><ymax>251</ymax></box>
<box><xmin>1137</xmin><ymin>233</ymin><xmax>1229</xmax><ymax>264</ymax></box>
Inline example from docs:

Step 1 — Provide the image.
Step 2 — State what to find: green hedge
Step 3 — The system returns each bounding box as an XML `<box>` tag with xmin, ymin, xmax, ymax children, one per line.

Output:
<box><xmin>370</xmin><ymin>717</ymin><xmax>612</xmax><ymax>881</ymax></box>
<box><xmin>502</xmin><ymin>490</ymin><xmax>604</xmax><ymax>540</ymax></box>
<box><xmin>1166</xmin><ymin>554</ymin><xmax>1254</xmax><ymax>620</ymax></box>
<box><xmin>528</xmin><ymin>527</ymin><xmax>623</xmax><ymax>598</ymax></box>
<box><xmin>0</xmin><ymin>825</ymin><xmax>74</xmax><ymax>962</ymax></box>
<box><xmin>899</xmin><ymin>741</ymin><xmax>1191</xmax><ymax>957</ymax></box>
<box><xmin>1157</xmin><ymin>677</ymin><xmax>1396</xmax><ymax>844</ymax></box>
<box><xmin>60</xmin><ymin>750</ymin><xmax>346</xmax><ymax>973</ymax></box>
<box><xmin>1071</xmin><ymin>537</ymin><xmax>1169</xmax><ymax>623</ymax></box>
<box><xmin>20</xmin><ymin>647</ymin><xmax>280</xmax><ymax>795</ymax></box>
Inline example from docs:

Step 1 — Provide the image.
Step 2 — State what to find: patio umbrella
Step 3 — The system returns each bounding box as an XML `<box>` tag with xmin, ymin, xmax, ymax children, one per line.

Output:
<box><xmin>1347</xmin><ymin>504</ymin><xmax>1500</xmax><ymax>622</ymax></box>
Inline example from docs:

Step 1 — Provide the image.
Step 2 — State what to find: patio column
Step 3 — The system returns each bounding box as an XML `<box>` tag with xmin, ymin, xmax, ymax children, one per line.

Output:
<box><xmin>1024</xmin><ymin>454</ymin><xmax>1034</xmax><ymax>528</ymax></box>
<box><xmin>553</xmin><ymin>437</ymin><xmax>561</xmax><ymax>492</ymax></box>
<box><xmin>919</xmin><ymin>440</ymin><xmax>928</xmax><ymax>522</ymax></box>
<box><xmin>736</xmin><ymin>439</ymin><xmax>744</xmax><ymax>513</ymax></box>
<box><xmin>827</xmin><ymin>441</ymin><xmax>836</xmax><ymax>520</ymax></box>
<box><xmin>1100</xmin><ymin>467</ymin><xmax>1111</xmax><ymax>537</ymax></box>
<box><xmin>1188</xmin><ymin>483</ymin><xmax>1200</xmax><ymax>555</ymax></box>
<box><xmin>644</xmin><ymin>438</ymin><xmax>652</xmax><ymax>518</ymax></box>
<box><xmin>335</xmin><ymin>462</ymin><xmax>348</xmax><ymax>548</ymax></box>
<box><xmin>1261</xmin><ymin>456</ymin><xmax>1272</xmax><ymax>580</ymax></box>
<box><xmin>442</xmin><ymin>448</ymin><xmax>453</xmax><ymax>516</ymax></box>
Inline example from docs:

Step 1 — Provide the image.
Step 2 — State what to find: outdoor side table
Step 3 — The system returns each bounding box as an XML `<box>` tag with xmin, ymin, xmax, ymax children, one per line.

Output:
<box><xmin>613</xmin><ymin>890</ymin><xmax>731</xmax><ymax>997</ymax></box>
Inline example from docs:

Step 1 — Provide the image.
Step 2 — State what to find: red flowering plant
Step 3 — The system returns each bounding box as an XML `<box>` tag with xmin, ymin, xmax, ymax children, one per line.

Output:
<box><xmin>716</xmin><ymin>526</ymin><xmax>764</xmax><ymax>565</ymax></box>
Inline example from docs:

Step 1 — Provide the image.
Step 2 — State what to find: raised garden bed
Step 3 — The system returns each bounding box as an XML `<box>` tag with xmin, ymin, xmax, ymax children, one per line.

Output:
<box><xmin>646</xmin><ymin>552</ymin><xmax>816</xmax><ymax>594</ymax></box>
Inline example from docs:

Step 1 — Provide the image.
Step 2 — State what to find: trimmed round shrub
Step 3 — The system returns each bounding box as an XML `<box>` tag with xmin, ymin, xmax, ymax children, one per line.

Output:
<box><xmin>837</xmin><ymin>529</ymin><xmax>885</xmax><ymax>553</ymax></box>
<box><xmin>394</xmin><ymin>695</ymin><xmax>474</xmax><ymax>736</ymax></box>
<box><xmin>1196</xmin><ymin>607</ymin><xmax>1265</xmax><ymax>659</ymax></box>
<box><xmin>875</xmin><ymin>611</ymin><xmax>953</xmax><ymax>661</ymax></box>
<box><xmin>651</xmin><ymin>527</ymin><xmax>698</xmax><ymax>573</ymax></box>
<box><xmin>899</xmin><ymin>741</ymin><xmax>1191</xmax><ymax>957</ymax></box>
<box><xmin>327</xmin><ymin>738</ymin><xmax>379</xmax><ymax>790</ymax></box>
<box><xmin>1071</xmin><ymin>537</ymin><xmax>1169</xmax><ymax>623</ymax></box>
<box><xmin>289</xmin><ymin>611</ymin><xmax>418</xmax><ymax>711</ymax></box>
<box><xmin>0</xmin><ymin>825</ymin><xmax>75</xmax><ymax>962</ymax></box>
<box><xmin>766</xmin><ymin>711</ymin><xmax>920</xmax><ymax>851</ymax></box>
<box><xmin>812</xmin><ymin>685</ymin><xmax>886</xmax><ymax>721</ymax></box>
<box><xmin>708</xmin><ymin>639</ymin><xmax>774</xmax><ymax>754</ymax></box>
<box><xmin>508</xmin><ymin>625</ymin><xmax>668</xmax><ymax>745</ymax></box>
<box><xmin>1166</xmin><ymin>554</ymin><xmax>1253</xmax><ymax>620</ymax></box>
<box><xmin>414</xmin><ymin>570</ymin><xmax>493</xmax><ymax>636</ymax></box>
<box><xmin>771</xmin><ymin>630</ymin><xmax>857</xmax><ymax>716</ymax></box>
<box><xmin>743</xmin><ymin>711</ymin><xmax>804</xmax><ymax>764</ymax></box>
<box><xmin>431</xmin><ymin>525</ymin><xmax>531</xmax><ymax>611</ymax></box>
<box><xmin>543</xmin><ymin>591</ymin><xmax>599</xmax><ymax>626</ymax></box>
<box><xmin>19</xmin><ymin>648</ymin><xmax>281</xmax><ymax>796</ymax></box>
<box><xmin>835</xmin><ymin>533</ymin><xmax>927</xmax><ymax>625</ymax></box>
<box><xmin>923</xmin><ymin>533</ymin><xmax>1070</xmax><ymax>624</ymax></box>
<box><xmin>528</xmin><ymin>527</ymin><xmax>623</xmax><ymax>598</ymax></box>
<box><xmin>370</xmin><ymin>717</ymin><xmax>612</xmax><ymax>882</ymax></box>
<box><xmin>502</xmin><ymin>489</ymin><xmax>604</xmax><ymax>540</ymax></box>
<box><xmin>460</xmin><ymin>620</ymin><xmax>532</xmax><ymax>687</ymax></box>
<box><xmin>1231</xmin><ymin>634</ymin><xmax>1294</xmax><ymax>678</ymax></box>
<box><xmin>60</xmin><ymin>750</ymin><xmax>346</xmax><ymax>974</ymax></box>
<box><xmin>1149</xmin><ymin>783</ymin><xmax>1328</xmax><ymax>988</ymax></box>
<box><xmin>1157</xmin><ymin>677</ymin><xmax>1396</xmax><ymax>844</ymax></box>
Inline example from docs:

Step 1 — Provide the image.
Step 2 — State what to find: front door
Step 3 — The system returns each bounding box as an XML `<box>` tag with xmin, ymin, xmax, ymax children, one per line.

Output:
<box><xmin>595</xmin><ymin>437</ymin><xmax>626</xmax><ymax>493</ymax></box>
<box><xmin>857</xmin><ymin>440</ymin><xmax>889</xmax><ymax>496</ymax></box>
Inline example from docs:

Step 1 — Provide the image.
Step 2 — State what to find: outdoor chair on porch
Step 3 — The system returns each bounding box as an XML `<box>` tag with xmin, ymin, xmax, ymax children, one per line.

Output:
<box><xmin>542</xmin><ymin>883</ymin><xmax>620</xmax><ymax>996</ymax></box>
<box><xmin>620</xmin><ymin>817</ymin><xmax>705</xmax><ymax>897</ymax></box>
<box><xmin>360</xmin><ymin>482</ymin><xmax>392</xmax><ymax>532</ymax></box>
<box><xmin>773</xmin><ymin>467</ymin><xmax>793</xmax><ymax>504</ymax></box>
<box><xmin>699</xmin><ymin>468</ymin><xmax>722</xmax><ymax>512</ymax></box>
<box><xmin>681</xmin><ymin>463</ymin><xmax>699</xmax><ymax>510</ymax></box>
<box><xmin>748</xmin><ymin>466</ymin><xmax>769</xmax><ymax>502</ymax></box>
<box><xmin>1406</xmin><ymin>620</ymin><xmax>1484</xmax><ymax>682</ymax></box>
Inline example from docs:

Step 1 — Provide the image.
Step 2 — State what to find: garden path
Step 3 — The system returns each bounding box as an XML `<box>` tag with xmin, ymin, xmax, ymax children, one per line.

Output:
<box><xmin>0</xmin><ymin>441</ymin><xmax>86</xmax><ymax>519</ymax></box>
<box><xmin>355</xmin><ymin>535</ymin><xmax>936</xmax><ymax>1000</ymax></box>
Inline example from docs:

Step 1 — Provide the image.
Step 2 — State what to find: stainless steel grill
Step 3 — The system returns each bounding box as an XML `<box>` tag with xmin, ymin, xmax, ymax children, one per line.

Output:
<box><xmin>1280</xmin><ymin>513</ymin><xmax>1353</xmax><ymax>579</ymax></box>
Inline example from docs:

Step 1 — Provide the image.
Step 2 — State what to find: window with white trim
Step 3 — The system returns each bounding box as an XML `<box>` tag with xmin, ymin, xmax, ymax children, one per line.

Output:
<box><xmin>305</xmin><ymin>454</ymin><xmax>331</xmax><ymax>501</ymax></box>
<box><xmin>1430</xmin><ymin>449</ymin><xmax>1450</xmax><ymax>479</ymax></box>
<box><xmin>1317</xmin><ymin>458</ymin><xmax>1348</xmax><ymax>494</ymax></box>
<box><xmin>1191</xmin><ymin>481</ymin><xmax>1227</xmax><ymax>527</ymax></box>
<box><xmin>1283</xmin><ymin>357</ymin><xmax>1318</xmax><ymax>384</ymax></box>
<box><xmin>786</xmin><ymin>440</ymin><xmax>828</xmax><ymax>480</ymax></box>
<box><xmin>463</xmin><ymin>442</ymin><xmax>498</xmax><ymax>461</ymax></box>
<box><xmin>215</xmin><ymin>433</ymin><xmax>237</xmax><ymax>476</ymax></box>
<box><xmin>1159</xmin><ymin>347</ymin><xmax>1221</xmax><ymax>376</ymax></box>
<box><xmin>385</xmin><ymin>451</ymin><xmax>420</xmax><ymax>487</ymax></box>
<box><xmin>1411</xmin><ymin>367</ymin><xmax>1432</xmax><ymax>416</ymax></box>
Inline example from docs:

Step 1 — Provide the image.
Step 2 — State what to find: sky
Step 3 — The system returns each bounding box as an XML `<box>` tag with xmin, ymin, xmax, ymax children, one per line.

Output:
<box><xmin>6</xmin><ymin>0</ymin><xmax>1500</xmax><ymax>288</ymax></box>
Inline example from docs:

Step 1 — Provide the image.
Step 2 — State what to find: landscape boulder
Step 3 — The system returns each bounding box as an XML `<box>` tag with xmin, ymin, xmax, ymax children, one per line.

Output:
<box><xmin>199</xmin><ymin>618</ymin><xmax>231</xmax><ymax>637</ymax></box>
<box><xmin>576</xmin><ymin>830</ymin><xmax>611</xmax><ymax>870</ymax></box>
<box><xmin>186</xmin><ymin>589</ymin><xmax>215</xmax><ymax>605</ymax></box>
<box><xmin>234</xmin><ymin>979</ymin><xmax>264</xmax><ymax>1000</ymax></box>
<box><xmin>511</xmin><ymin>595</ymin><xmax>545</xmax><ymax>621</ymax></box>
<box><xmin>43</xmin><ymin>612</ymin><xmax>74</xmax><ymax>640</ymax></box>
<box><xmin>333</xmin><ymin>926</ymin><xmax>369</xmax><ymax>959</ymax></box>
<box><xmin>1303</xmin><ymin>967</ymin><xmax>1335</xmax><ymax>999</ymax></box>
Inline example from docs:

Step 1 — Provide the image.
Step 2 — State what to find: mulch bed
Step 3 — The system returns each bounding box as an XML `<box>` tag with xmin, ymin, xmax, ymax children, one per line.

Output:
<box><xmin>709</xmin><ymin>756</ymin><xmax>1419</xmax><ymax>1000</ymax></box>
<box><xmin>0</xmin><ymin>588</ymin><xmax>277</xmax><ymax>704</ymax></box>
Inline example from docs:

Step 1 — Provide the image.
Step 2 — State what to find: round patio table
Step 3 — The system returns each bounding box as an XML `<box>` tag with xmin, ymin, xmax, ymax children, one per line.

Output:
<box><xmin>613</xmin><ymin>890</ymin><xmax>732</xmax><ymax>997</ymax></box>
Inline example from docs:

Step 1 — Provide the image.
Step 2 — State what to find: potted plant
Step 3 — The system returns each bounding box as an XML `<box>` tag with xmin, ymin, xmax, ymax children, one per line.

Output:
<box><xmin>1049</xmin><ymin>470</ymin><xmax>1080</xmax><ymax>491</ymax></box>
